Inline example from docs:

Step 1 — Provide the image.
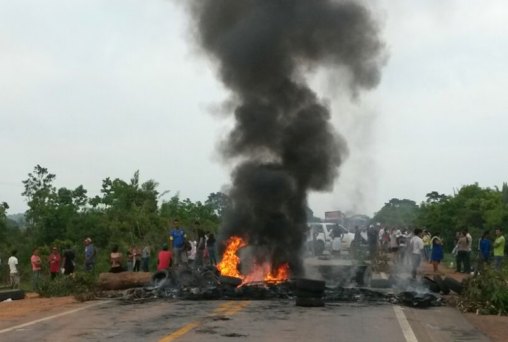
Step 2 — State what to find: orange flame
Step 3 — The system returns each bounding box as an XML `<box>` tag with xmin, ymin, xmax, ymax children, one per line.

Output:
<box><xmin>217</xmin><ymin>236</ymin><xmax>247</xmax><ymax>279</ymax></box>
<box><xmin>217</xmin><ymin>235</ymin><xmax>290</xmax><ymax>285</ymax></box>
<box><xmin>264</xmin><ymin>263</ymin><xmax>290</xmax><ymax>284</ymax></box>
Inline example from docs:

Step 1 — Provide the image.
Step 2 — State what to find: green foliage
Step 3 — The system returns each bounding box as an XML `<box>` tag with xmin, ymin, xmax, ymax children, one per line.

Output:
<box><xmin>37</xmin><ymin>272</ymin><xmax>97</xmax><ymax>300</ymax></box>
<box><xmin>459</xmin><ymin>268</ymin><xmax>508</xmax><ymax>315</ymax></box>
<box><xmin>372</xmin><ymin>198</ymin><xmax>420</xmax><ymax>227</ymax></box>
<box><xmin>418</xmin><ymin>184</ymin><xmax>508</xmax><ymax>250</ymax></box>
<box><xmin>9</xmin><ymin>165</ymin><xmax>223</xmax><ymax>277</ymax></box>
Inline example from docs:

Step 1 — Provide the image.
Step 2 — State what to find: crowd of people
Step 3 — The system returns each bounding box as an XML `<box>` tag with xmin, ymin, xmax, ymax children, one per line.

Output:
<box><xmin>3</xmin><ymin>219</ymin><xmax>219</xmax><ymax>291</ymax></box>
<box><xmin>365</xmin><ymin>224</ymin><xmax>506</xmax><ymax>279</ymax></box>
<box><xmin>5</xmin><ymin>242</ymin><xmax>80</xmax><ymax>290</ymax></box>
<box><xmin>105</xmin><ymin>219</ymin><xmax>218</xmax><ymax>273</ymax></box>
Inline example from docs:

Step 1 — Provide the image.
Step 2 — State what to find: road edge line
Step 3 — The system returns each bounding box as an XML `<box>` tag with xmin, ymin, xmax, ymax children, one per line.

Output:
<box><xmin>0</xmin><ymin>300</ymin><xmax>111</xmax><ymax>335</ymax></box>
<box><xmin>393</xmin><ymin>305</ymin><xmax>418</xmax><ymax>342</ymax></box>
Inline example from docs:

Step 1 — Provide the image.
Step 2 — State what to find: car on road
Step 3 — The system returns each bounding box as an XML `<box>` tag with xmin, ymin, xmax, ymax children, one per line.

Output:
<box><xmin>306</xmin><ymin>222</ymin><xmax>355</xmax><ymax>255</ymax></box>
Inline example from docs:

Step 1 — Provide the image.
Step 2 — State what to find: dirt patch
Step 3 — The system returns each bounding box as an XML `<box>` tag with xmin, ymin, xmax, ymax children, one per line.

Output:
<box><xmin>464</xmin><ymin>313</ymin><xmax>508</xmax><ymax>342</ymax></box>
<box><xmin>0</xmin><ymin>294</ymin><xmax>77</xmax><ymax>320</ymax></box>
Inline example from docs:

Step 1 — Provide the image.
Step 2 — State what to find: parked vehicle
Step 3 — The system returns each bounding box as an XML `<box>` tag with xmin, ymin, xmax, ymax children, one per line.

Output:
<box><xmin>306</xmin><ymin>222</ymin><xmax>355</xmax><ymax>255</ymax></box>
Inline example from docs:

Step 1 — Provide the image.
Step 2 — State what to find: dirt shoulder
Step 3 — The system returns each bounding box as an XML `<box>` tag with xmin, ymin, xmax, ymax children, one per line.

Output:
<box><xmin>0</xmin><ymin>293</ymin><xmax>78</xmax><ymax>328</ymax></box>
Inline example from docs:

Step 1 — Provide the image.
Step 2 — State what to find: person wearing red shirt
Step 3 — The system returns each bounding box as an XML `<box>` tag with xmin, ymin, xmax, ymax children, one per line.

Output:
<box><xmin>49</xmin><ymin>246</ymin><xmax>61</xmax><ymax>280</ymax></box>
<box><xmin>157</xmin><ymin>243</ymin><xmax>172</xmax><ymax>271</ymax></box>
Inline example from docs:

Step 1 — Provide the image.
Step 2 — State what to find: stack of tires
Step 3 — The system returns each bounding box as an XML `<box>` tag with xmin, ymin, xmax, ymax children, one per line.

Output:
<box><xmin>294</xmin><ymin>279</ymin><xmax>325</xmax><ymax>307</ymax></box>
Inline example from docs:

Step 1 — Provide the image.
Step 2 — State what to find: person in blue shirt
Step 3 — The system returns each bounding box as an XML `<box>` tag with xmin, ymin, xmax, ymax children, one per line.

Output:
<box><xmin>84</xmin><ymin>237</ymin><xmax>96</xmax><ymax>272</ymax></box>
<box><xmin>170</xmin><ymin>219</ymin><xmax>187</xmax><ymax>266</ymax></box>
<box><xmin>430</xmin><ymin>233</ymin><xmax>444</xmax><ymax>273</ymax></box>
<box><xmin>476</xmin><ymin>230</ymin><xmax>492</xmax><ymax>275</ymax></box>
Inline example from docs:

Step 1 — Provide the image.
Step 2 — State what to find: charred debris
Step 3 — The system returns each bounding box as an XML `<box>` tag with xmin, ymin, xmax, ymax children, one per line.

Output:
<box><xmin>106</xmin><ymin>266</ymin><xmax>444</xmax><ymax>310</ymax></box>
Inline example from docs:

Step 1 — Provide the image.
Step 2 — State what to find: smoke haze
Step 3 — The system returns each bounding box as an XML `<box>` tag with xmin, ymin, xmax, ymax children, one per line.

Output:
<box><xmin>185</xmin><ymin>0</ymin><xmax>384</xmax><ymax>275</ymax></box>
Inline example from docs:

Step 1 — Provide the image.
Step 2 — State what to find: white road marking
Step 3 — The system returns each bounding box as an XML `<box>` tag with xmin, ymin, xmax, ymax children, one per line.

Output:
<box><xmin>0</xmin><ymin>300</ymin><xmax>111</xmax><ymax>334</ymax></box>
<box><xmin>393</xmin><ymin>305</ymin><xmax>418</xmax><ymax>342</ymax></box>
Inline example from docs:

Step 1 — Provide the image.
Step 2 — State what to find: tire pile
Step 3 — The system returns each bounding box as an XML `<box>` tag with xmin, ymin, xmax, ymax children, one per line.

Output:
<box><xmin>423</xmin><ymin>275</ymin><xmax>464</xmax><ymax>295</ymax></box>
<box><xmin>294</xmin><ymin>278</ymin><xmax>325</xmax><ymax>307</ymax></box>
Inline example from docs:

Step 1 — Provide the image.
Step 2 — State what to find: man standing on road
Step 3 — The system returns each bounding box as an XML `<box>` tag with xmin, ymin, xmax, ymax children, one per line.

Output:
<box><xmin>170</xmin><ymin>220</ymin><xmax>186</xmax><ymax>266</ymax></box>
<box><xmin>84</xmin><ymin>238</ymin><xmax>96</xmax><ymax>272</ymax></box>
<box><xmin>493</xmin><ymin>228</ymin><xmax>505</xmax><ymax>271</ymax></box>
<box><xmin>8</xmin><ymin>250</ymin><xmax>20</xmax><ymax>289</ymax></box>
<box><xmin>409</xmin><ymin>228</ymin><xmax>424</xmax><ymax>279</ymax></box>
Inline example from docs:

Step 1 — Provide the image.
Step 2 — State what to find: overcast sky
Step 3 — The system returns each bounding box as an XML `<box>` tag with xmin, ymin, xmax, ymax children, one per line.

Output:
<box><xmin>1</xmin><ymin>0</ymin><xmax>507</xmax><ymax>218</ymax></box>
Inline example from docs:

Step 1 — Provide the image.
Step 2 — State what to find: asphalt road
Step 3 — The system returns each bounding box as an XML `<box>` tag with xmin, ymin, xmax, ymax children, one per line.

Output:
<box><xmin>0</xmin><ymin>298</ymin><xmax>489</xmax><ymax>342</ymax></box>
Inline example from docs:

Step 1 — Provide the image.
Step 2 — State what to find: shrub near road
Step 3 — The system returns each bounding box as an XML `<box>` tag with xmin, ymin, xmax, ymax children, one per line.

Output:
<box><xmin>459</xmin><ymin>268</ymin><xmax>508</xmax><ymax>315</ymax></box>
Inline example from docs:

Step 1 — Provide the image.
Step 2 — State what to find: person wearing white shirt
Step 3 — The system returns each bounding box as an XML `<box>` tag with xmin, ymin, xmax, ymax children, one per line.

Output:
<box><xmin>409</xmin><ymin>229</ymin><xmax>424</xmax><ymax>279</ymax></box>
<box><xmin>8</xmin><ymin>250</ymin><xmax>20</xmax><ymax>289</ymax></box>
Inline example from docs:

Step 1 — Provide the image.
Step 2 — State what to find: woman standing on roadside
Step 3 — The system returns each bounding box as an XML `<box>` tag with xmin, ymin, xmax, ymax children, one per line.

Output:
<box><xmin>430</xmin><ymin>234</ymin><xmax>444</xmax><ymax>273</ymax></box>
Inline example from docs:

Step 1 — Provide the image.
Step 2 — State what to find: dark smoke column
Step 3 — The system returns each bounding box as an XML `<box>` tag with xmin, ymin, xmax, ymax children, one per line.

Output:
<box><xmin>186</xmin><ymin>0</ymin><xmax>384</xmax><ymax>275</ymax></box>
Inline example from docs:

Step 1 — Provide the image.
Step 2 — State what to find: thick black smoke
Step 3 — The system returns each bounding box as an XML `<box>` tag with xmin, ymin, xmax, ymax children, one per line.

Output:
<box><xmin>186</xmin><ymin>0</ymin><xmax>384</xmax><ymax>275</ymax></box>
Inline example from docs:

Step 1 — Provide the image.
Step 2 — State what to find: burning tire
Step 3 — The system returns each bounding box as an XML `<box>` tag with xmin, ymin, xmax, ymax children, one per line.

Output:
<box><xmin>294</xmin><ymin>278</ymin><xmax>325</xmax><ymax>293</ymax></box>
<box><xmin>219</xmin><ymin>276</ymin><xmax>243</xmax><ymax>287</ymax></box>
<box><xmin>0</xmin><ymin>289</ymin><xmax>25</xmax><ymax>301</ymax></box>
<box><xmin>443</xmin><ymin>277</ymin><xmax>463</xmax><ymax>295</ymax></box>
<box><xmin>433</xmin><ymin>275</ymin><xmax>450</xmax><ymax>295</ymax></box>
<box><xmin>295</xmin><ymin>297</ymin><xmax>324</xmax><ymax>307</ymax></box>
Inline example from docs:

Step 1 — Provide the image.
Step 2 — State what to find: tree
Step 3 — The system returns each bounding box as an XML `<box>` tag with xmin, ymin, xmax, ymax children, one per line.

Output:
<box><xmin>205</xmin><ymin>192</ymin><xmax>231</xmax><ymax>218</ymax></box>
<box><xmin>373</xmin><ymin>198</ymin><xmax>420</xmax><ymax>228</ymax></box>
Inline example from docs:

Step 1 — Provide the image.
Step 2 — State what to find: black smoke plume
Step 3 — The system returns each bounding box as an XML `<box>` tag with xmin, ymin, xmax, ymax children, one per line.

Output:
<box><xmin>186</xmin><ymin>0</ymin><xmax>384</xmax><ymax>275</ymax></box>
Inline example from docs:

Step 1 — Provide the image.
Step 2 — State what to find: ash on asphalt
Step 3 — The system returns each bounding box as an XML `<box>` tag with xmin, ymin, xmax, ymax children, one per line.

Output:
<box><xmin>109</xmin><ymin>265</ymin><xmax>443</xmax><ymax>309</ymax></box>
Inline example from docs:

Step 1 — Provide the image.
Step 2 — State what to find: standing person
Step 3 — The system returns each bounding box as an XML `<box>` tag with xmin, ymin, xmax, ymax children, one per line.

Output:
<box><xmin>48</xmin><ymin>246</ymin><xmax>61</xmax><ymax>280</ymax></box>
<box><xmin>195</xmin><ymin>229</ymin><xmax>206</xmax><ymax>268</ymax></box>
<box><xmin>389</xmin><ymin>228</ymin><xmax>399</xmax><ymax>254</ymax></box>
<box><xmin>109</xmin><ymin>245</ymin><xmax>124</xmax><ymax>273</ymax></box>
<box><xmin>409</xmin><ymin>228</ymin><xmax>424</xmax><ymax>279</ymax></box>
<box><xmin>127</xmin><ymin>246</ymin><xmax>134</xmax><ymax>272</ymax></box>
<box><xmin>31</xmin><ymin>248</ymin><xmax>42</xmax><ymax>291</ymax></box>
<box><xmin>493</xmin><ymin>228</ymin><xmax>505</xmax><ymax>271</ymax></box>
<box><xmin>157</xmin><ymin>243</ymin><xmax>172</xmax><ymax>271</ymax></box>
<box><xmin>84</xmin><ymin>238</ymin><xmax>96</xmax><ymax>272</ymax></box>
<box><xmin>170</xmin><ymin>219</ymin><xmax>186</xmax><ymax>266</ymax></box>
<box><xmin>430</xmin><ymin>234</ymin><xmax>444</xmax><ymax>273</ymax></box>
<box><xmin>133</xmin><ymin>246</ymin><xmax>141</xmax><ymax>272</ymax></box>
<box><xmin>141</xmin><ymin>245</ymin><xmax>151</xmax><ymax>272</ymax></box>
<box><xmin>8</xmin><ymin>250</ymin><xmax>20</xmax><ymax>289</ymax></box>
<box><xmin>465</xmin><ymin>229</ymin><xmax>473</xmax><ymax>272</ymax></box>
<box><xmin>455</xmin><ymin>231</ymin><xmax>469</xmax><ymax>273</ymax></box>
<box><xmin>422</xmin><ymin>231</ymin><xmax>431</xmax><ymax>262</ymax></box>
<box><xmin>476</xmin><ymin>230</ymin><xmax>492</xmax><ymax>275</ymax></box>
<box><xmin>62</xmin><ymin>245</ymin><xmax>75</xmax><ymax>275</ymax></box>
<box><xmin>207</xmin><ymin>233</ymin><xmax>217</xmax><ymax>266</ymax></box>
<box><xmin>367</xmin><ymin>225</ymin><xmax>378</xmax><ymax>259</ymax></box>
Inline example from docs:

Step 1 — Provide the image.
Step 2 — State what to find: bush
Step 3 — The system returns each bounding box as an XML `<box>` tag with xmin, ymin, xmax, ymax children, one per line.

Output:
<box><xmin>458</xmin><ymin>267</ymin><xmax>508</xmax><ymax>315</ymax></box>
<box><xmin>37</xmin><ymin>272</ymin><xmax>97</xmax><ymax>301</ymax></box>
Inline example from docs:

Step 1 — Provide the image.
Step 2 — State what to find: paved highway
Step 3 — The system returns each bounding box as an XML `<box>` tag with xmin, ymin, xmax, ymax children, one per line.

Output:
<box><xmin>0</xmin><ymin>299</ymin><xmax>489</xmax><ymax>341</ymax></box>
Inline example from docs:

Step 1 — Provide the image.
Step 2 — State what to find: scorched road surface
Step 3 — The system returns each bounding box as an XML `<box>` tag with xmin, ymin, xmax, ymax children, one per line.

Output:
<box><xmin>0</xmin><ymin>299</ymin><xmax>489</xmax><ymax>341</ymax></box>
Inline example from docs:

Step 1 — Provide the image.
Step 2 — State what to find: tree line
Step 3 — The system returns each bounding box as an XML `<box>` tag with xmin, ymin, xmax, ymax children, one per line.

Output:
<box><xmin>0</xmin><ymin>165</ymin><xmax>230</xmax><ymax>277</ymax></box>
<box><xmin>373</xmin><ymin>183</ymin><xmax>508</xmax><ymax>250</ymax></box>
